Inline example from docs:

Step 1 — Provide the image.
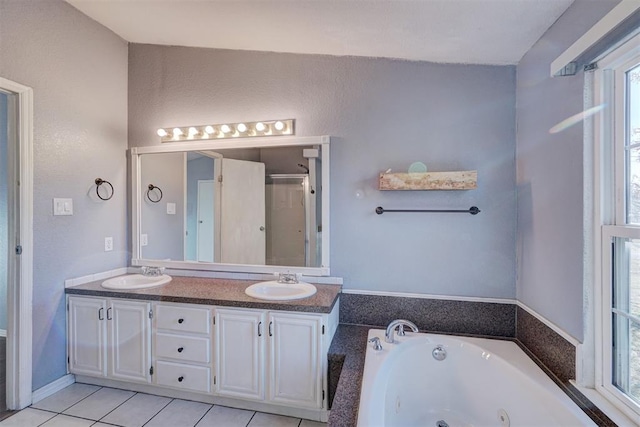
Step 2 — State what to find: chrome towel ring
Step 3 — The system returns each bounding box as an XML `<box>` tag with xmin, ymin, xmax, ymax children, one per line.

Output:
<box><xmin>95</xmin><ymin>178</ymin><xmax>114</xmax><ymax>201</ymax></box>
<box><xmin>146</xmin><ymin>184</ymin><xmax>163</xmax><ymax>203</ymax></box>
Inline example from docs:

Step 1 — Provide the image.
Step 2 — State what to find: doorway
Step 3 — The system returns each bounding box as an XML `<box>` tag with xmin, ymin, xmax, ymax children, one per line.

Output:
<box><xmin>0</xmin><ymin>77</ymin><xmax>33</xmax><ymax>412</ymax></box>
<box><xmin>0</xmin><ymin>89</ymin><xmax>9</xmax><ymax>415</ymax></box>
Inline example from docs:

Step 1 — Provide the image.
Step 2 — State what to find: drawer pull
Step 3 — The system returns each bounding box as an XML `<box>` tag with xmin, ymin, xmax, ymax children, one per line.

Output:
<box><xmin>178</xmin><ymin>376</ymin><xmax>184</xmax><ymax>382</ymax></box>
<box><xmin>177</xmin><ymin>347</ymin><xmax>184</xmax><ymax>353</ymax></box>
<box><xmin>178</xmin><ymin>318</ymin><xmax>184</xmax><ymax>324</ymax></box>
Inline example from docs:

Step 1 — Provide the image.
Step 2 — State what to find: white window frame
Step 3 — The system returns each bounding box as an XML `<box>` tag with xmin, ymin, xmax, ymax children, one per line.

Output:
<box><xmin>594</xmin><ymin>31</ymin><xmax>640</xmax><ymax>421</ymax></box>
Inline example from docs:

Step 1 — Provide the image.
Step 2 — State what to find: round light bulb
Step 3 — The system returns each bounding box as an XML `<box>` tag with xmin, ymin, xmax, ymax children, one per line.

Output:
<box><xmin>172</xmin><ymin>128</ymin><xmax>183</xmax><ymax>137</ymax></box>
<box><xmin>255</xmin><ymin>122</ymin><xmax>266</xmax><ymax>132</ymax></box>
<box><xmin>237</xmin><ymin>123</ymin><xmax>247</xmax><ymax>133</ymax></box>
<box><xmin>274</xmin><ymin>121</ymin><xmax>285</xmax><ymax>131</ymax></box>
<box><xmin>221</xmin><ymin>124</ymin><xmax>231</xmax><ymax>134</ymax></box>
<box><xmin>188</xmin><ymin>127</ymin><xmax>198</xmax><ymax>137</ymax></box>
<box><xmin>204</xmin><ymin>125</ymin><xmax>215</xmax><ymax>135</ymax></box>
<box><xmin>157</xmin><ymin>129</ymin><xmax>168</xmax><ymax>137</ymax></box>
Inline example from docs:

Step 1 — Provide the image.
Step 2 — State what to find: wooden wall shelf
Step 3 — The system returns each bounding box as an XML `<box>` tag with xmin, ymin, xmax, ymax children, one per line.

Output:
<box><xmin>378</xmin><ymin>170</ymin><xmax>477</xmax><ymax>191</ymax></box>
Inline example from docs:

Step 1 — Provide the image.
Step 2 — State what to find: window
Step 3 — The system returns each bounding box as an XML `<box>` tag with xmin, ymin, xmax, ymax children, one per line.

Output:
<box><xmin>597</xmin><ymin>32</ymin><xmax>640</xmax><ymax>418</ymax></box>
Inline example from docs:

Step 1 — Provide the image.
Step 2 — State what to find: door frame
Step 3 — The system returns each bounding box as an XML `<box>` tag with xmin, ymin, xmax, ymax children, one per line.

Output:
<box><xmin>0</xmin><ymin>77</ymin><xmax>34</xmax><ymax>410</ymax></box>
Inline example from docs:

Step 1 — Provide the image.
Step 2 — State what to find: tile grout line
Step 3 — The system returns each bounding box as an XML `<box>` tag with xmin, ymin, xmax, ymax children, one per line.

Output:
<box><xmin>141</xmin><ymin>397</ymin><xmax>175</xmax><ymax>427</ymax></box>
<box><xmin>33</xmin><ymin>384</ymin><xmax>104</xmax><ymax>418</ymax></box>
<box><xmin>33</xmin><ymin>408</ymin><xmax>58</xmax><ymax>427</ymax></box>
<box><xmin>245</xmin><ymin>410</ymin><xmax>257</xmax><ymax>427</ymax></box>
<box><xmin>96</xmin><ymin>391</ymin><xmax>138</xmax><ymax>425</ymax></box>
<box><xmin>59</xmin><ymin>385</ymin><xmax>104</xmax><ymax>414</ymax></box>
<box><xmin>192</xmin><ymin>403</ymin><xmax>214</xmax><ymax>427</ymax></box>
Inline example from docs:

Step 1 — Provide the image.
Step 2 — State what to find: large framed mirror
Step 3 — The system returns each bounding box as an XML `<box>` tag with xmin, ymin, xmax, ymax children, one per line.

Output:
<box><xmin>131</xmin><ymin>136</ymin><xmax>330</xmax><ymax>276</ymax></box>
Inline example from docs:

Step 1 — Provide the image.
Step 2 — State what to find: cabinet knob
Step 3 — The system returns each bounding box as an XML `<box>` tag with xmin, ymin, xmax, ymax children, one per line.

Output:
<box><xmin>178</xmin><ymin>376</ymin><xmax>184</xmax><ymax>382</ymax></box>
<box><xmin>178</xmin><ymin>318</ymin><xmax>184</xmax><ymax>324</ymax></box>
<box><xmin>177</xmin><ymin>347</ymin><xmax>184</xmax><ymax>353</ymax></box>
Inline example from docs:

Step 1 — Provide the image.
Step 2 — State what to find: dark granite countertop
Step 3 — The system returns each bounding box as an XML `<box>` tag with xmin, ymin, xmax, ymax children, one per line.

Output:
<box><xmin>66</xmin><ymin>276</ymin><xmax>341</xmax><ymax>313</ymax></box>
<box><xmin>327</xmin><ymin>324</ymin><xmax>370</xmax><ymax>427</ymax></box>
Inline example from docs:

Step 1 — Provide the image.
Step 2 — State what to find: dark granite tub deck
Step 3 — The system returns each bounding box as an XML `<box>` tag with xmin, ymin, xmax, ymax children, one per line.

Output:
<box><xmin>328</xmin><ymin>295</ymin><xmax>621</xmax><ymax>427</ymax></box>
<box><xmin>327</xmin><ymin>325</ymin><xmax>370</xmax><ymax>427</ymax></box>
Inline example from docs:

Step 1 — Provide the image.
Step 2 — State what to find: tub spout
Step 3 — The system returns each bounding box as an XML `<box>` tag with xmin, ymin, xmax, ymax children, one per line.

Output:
<box><xmin>385</xmin><ymin>319</ymin><xmax>419</xmax><ymax>343</ymax></box>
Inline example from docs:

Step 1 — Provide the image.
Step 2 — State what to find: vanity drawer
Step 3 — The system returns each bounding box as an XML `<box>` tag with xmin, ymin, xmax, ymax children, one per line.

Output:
<box><xmin>156</xmin><ymin>333</ymin><xmax>210</xmax><ymax>364</ymax></box>
<box><xmin>155</xmin><ymin>360</ymin><xmax>211</xmax><ymax>393</ymax></box>
<box><xmin>155</xmin><ymin>304</ymin><xmax>210</xmax><ymax>335</ymax></box>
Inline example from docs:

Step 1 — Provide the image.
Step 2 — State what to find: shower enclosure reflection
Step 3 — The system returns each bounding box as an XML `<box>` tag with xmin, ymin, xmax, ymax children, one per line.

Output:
<box><xmin>138</xmin><ymin>144</ymin><xmax>322</xmax><ymax>268</ymax></box>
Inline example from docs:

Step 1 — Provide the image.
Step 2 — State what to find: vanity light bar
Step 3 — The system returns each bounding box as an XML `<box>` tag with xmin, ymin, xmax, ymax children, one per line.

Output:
<box><xmin>156</xmin><ymin>119</ymin><xmax>295</xmax><ymax>142</ymax></box>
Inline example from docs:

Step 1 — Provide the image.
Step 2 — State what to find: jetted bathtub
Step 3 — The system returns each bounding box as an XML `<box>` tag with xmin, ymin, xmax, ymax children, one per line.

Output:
<box><xmin>357</xmin><ymin>329</ymin><xmax>596</xmax><ymax>427</ymax></box>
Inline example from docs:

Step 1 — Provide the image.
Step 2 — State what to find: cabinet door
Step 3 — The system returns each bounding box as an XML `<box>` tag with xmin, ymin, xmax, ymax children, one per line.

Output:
<box><xmin>215</xmin><ymin>308</ymin><xmax>265</xmax><ymax>400</ymax></box>
<box><xmin>268</xmin><ymin>312</ymin><xmax>322</xmax><ymax>408</ymax></box>
<box><xmin>108</xmin><ymin>299</ymin><xmax>151</xmax><ymax>383</ymax></box>
<box><xmin>68</xmin><ymin>296</ymin><xmax>107</xmax><ymax>377</ymax></box>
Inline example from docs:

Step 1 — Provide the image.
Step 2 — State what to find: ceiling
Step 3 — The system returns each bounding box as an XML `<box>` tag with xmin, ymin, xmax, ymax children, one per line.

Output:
<box><xmin>65</xmin><ymin>0</ymin><xmax>574</xmax><ymax>65</ymax></box>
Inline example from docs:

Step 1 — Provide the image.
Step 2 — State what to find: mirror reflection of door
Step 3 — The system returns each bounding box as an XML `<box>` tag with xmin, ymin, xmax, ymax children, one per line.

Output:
<box><xmin>196</xmin><ymin>180</ymin><xmax>215</xmax><ymax>262</ymax></box>
<box><xmin>139</xmin><ymin>144</ymin><xmax>323</xmax><ymax>268</ymax></box>
<box><xmin>220</xmin><ymin>158</ymin><xmax>266</xmax><ymax>265</ymax></box>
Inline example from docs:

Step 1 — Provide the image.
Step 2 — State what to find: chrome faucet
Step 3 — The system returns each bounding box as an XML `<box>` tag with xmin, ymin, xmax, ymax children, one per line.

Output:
<box><xmin>385</xmin><ymin>319</ymin><xmax>419</xmax><ymax>343</ymax></box>
<box><xmin>141</xmin><ymin>266</ymin><xmax>164</xmax><ymax>277</ymax></box>
<box><xmin>277</xmin><ymin>272</ymin><xmax>298</xmax><ymax>284</ymax></box>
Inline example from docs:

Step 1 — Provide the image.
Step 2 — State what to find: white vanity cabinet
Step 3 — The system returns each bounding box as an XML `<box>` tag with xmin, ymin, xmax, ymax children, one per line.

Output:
<box><xmin>152</xmin><ymin>303</ymin><xmax>213</xmax><ymax>394</ymax></box>
<box><xmin>215</xmin><ymin>308</ymin><xmax>265</xmax><ymax>400</ymax></box>
<box><xmin>66</xmin><ymin>290</ymin><xmax>339</xmax><ymax>422</ymax></box>
<box><xmin>215</xmin><ymin>306</ymin><xmax>337</xmax><ymax>410</ymax></box>
<box><xmin>67</xmin><ymin>295</ymin><xmax>152</xmax><ymax>383</ymax></box>
<box><xmin>268</xmin><ymin>311</ymin><xmax>323</xmax><ymax>408</ymax></box>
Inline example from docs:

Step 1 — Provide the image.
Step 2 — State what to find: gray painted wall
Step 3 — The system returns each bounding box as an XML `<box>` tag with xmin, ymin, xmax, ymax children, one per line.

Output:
<box><xmin>0</xmin><ymin>0</ymin><xmax>128</xmax><ymax>389</ymax></box>
<box><xmin>0</xmin><ymin>92</ymin><xmax>7</xmax><ymax>331</ymax></box>
<box><xmin>516</xmin><ymin>0</ymin><xmax>620</xmax><ymax>341</ymax></box>
<box><xmin>129</xmin><ymin>45</ymin><xmax>517</xmax><ymax>298</ymax></box>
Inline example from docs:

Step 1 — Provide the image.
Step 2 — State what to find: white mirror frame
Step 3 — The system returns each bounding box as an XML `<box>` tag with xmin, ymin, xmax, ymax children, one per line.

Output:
<box><xmin>130</xmin><ymin>135</ymin><xmax>331</xmax><ymax>276</ymax></box>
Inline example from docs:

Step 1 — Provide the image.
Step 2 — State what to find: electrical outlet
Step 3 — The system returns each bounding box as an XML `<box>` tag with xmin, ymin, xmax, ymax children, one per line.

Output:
<box><xmin>104</xmin><ymin>237</ymin><xmax>113</xmax><ymax>252</ymax></box>
<box><xmin>140</xmin><ymin>234</ymin><xmax>148</xmax><ymax>246</ymax></box>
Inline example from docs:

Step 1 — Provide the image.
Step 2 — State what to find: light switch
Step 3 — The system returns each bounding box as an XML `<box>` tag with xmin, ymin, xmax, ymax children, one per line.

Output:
<box><xmin>167</xmin><ymin>203</ymin><xmax>176</xmax><ymax>215</ymax></box>
<box><xmin>140</xmin><ymin>234</ymin><xmax>148</xmax><ymax>246</ymax></box>
<box><xmin>53</xmin><ymin>198</ymin><xmax>73</xmax><ymax>216</ymax></box>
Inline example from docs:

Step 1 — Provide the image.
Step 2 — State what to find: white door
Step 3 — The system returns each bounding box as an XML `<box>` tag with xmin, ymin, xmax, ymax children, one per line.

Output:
<box><xmin>68</xmin><ymin>296</ymin><xmax>107</xmax><ymax>377</ymax></box>
<box><xmin>196</xmin><ymin>180</ymin><xmax>215</xmax><ymax>262</ymax></box>
<box><xmin>108</xmin><ymin>299</ymin><xmax>151</xmax><ymax>383</ymax></box>
<box><xmin>268</xmin><ymin>312</ymin><xmax>323</xmax><ymax>408</ymax></box>
<box><xmin>215</xmin><ymin>308</ymin><xmax>265</xmax><ymax>400</ymax></box>
<box><xmin>220</xmin><ymin>158</ymin><xmax>266</xmax><ymax>265</ymax></box>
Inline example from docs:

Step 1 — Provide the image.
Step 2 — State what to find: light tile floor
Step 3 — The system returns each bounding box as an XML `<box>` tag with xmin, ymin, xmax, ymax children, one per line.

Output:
<box><xmin>0</xmin><ymin>384</ymin><xmax>326</xmax><ymax>427</ymax></box>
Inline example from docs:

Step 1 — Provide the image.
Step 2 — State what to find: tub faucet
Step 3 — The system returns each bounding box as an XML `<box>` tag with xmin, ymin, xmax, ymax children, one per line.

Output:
<box><xmin>385</xmin><ymin>319</ymin><xmax>419</xmax><ymax>343</ymax></box>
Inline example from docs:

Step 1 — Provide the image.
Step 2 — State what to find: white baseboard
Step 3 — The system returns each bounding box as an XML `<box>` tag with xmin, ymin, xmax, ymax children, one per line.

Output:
<box><xmin>32</xmin><ymin>374</ymin><xmax>75</xmax><ymax>404</ymax></box>
<box><xmin>0</xmin><ymin>329</ymin><xmax>6</xmax><ymax>337</ymax></box>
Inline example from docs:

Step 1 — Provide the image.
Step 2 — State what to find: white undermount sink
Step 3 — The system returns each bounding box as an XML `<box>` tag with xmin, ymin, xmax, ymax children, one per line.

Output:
<box><xmin>245</xmin><ymin>281</ymin><xmax>317</xmax><ymax>301</ymax></box>
<box><xmin>101</xmin><ymin>274</ymin><xmax>172</xmax><ymax>290</ymax></box>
